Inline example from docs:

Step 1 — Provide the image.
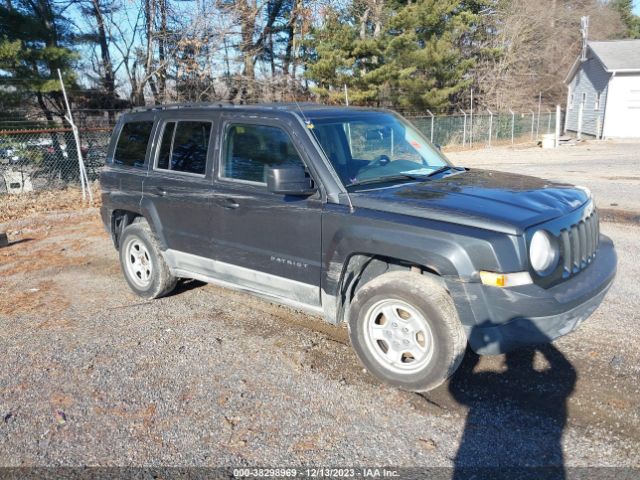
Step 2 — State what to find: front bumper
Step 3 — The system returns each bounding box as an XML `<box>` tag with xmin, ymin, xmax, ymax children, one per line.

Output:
<box><xmin>448</xmin><ymin>234</ymin><xmax>617</xmax><ymax>355</ymax></box>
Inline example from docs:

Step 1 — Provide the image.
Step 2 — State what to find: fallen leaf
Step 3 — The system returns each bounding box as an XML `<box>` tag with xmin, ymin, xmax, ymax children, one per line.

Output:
<box><xmin>419</xmin><ymin>438</ymin><xmax>437</xmax><ymax>450</ymax></box>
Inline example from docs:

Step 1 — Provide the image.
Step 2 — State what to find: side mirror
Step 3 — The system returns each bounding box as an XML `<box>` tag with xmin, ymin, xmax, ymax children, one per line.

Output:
<box><xmin>266</xmin><ymin>165</ymin><xmax>316</xmax><ymax>196</ymax></box>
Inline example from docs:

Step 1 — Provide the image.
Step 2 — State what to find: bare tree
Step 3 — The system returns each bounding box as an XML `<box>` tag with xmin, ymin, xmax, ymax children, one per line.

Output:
<box><xmin>475</xmin><ymin>0</ymin><xmax>625</xmax><ymax>109</ymax></box>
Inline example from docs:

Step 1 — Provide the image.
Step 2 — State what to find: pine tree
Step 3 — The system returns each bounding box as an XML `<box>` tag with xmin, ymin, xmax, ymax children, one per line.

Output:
<box><xmin>610</xmin><ymin>0</ymin><xmax>640</xmax><ymax>38</ymax></box>
<box><xmin>304</xmin><ymin>9</ymin><xmax>359</xmax><ymax>103</ymax></box>
<box><xmin>0</xmin><ymin>0</ymin><xmax>78</xmax><ymax>120</ymax></box>
<box><xmin>304</xmin><ymin>0</ymin><xmax>483</xmax><ymax>111</ymax></box>
<box><xmin>381</xmin><ymin>0</ymin><xmax>478</xmax><ymax>110</ymax></box>
<box><xmin>0</xmin><ymin>0</ymin><xmax>79</xmax><ymax>182</ymax></box>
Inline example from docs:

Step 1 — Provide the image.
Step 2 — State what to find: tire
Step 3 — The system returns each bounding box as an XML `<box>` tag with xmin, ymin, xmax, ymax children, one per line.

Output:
<box><xmin>118</xmin><ymin>218</ymin><xmax>178</xmax><ymax>299</ymax></box>
<box><xmin>348</xmin><ymin>271</ymin><xmax>466</xmax><ymax>392</ymax></box>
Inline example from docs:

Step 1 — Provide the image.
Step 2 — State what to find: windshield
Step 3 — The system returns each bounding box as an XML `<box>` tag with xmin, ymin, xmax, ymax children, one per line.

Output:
<box><xmin>307</xmin><ymin>112</ymin><xmax>449</xmax><ymax>188</ymax></box>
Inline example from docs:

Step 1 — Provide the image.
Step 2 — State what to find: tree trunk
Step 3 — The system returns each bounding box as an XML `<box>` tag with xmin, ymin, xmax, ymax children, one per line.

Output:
<box><xmin>284</xmin><ymin>0</ymin><xmax>300</xmax><ymax>83</ymax></box>
<box><xmin>144</xmin><ymin>0</ymin><xmax>158</xmax><ymax>104</ymax></box>
<box><xmin>90</xmin><ymin>0</ymin><xmax>116</xmax><ymax>121</ymax></box>
<box><xmin>359</xmin><ymin>7</ymin><xmax>370</xmax><ymax>40</ymax></box>
<box><xmin>282</xmin><ymin>3</ymin><xmax>297</xmax><ymax>76</ymax></box>
<box><xmin>237</xmin><ymin>0</ymin><xmax>257</xmax><ymax>101</ymax></box>
<box><xmin>157</xmin><ymin>0</ymin><xmax>167</xmax><ymax>102</ymax></box>
<box><xmin>240</xmin><ymin>13</ymin><xmax>255</xmax><ymax>78</ymax></box>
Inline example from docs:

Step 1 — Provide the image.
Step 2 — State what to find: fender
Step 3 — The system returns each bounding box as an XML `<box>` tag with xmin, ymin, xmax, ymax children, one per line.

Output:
<box><xmin>139</xmin><ymin>196</ymin><xmax>169</xmax><ymax>251</ymax></box>
<box><xmin>319</xmin><ymin>206</ymin><xmax>525</xmax><ymax>324</ymax></box>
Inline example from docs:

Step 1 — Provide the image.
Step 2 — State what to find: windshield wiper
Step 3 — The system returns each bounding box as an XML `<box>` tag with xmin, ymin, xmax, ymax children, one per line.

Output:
<box><xmin>347</xmin><ymin>173</ymin><xmax>428</xmax><ymax>188</ymax></box>
<box><xmin>347</xmin><ymin>167</ymin><xmax>465</xmax><ymax>188</ymax></box>
<box><xmin>426</xmin><ymin>165</ymin><xmax>462</xmax><ymax>178</ymax></box>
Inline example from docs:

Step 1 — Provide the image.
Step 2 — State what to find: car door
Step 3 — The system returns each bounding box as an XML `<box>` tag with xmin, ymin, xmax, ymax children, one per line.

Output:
<box><xmin>210</xmin><ymin>115</ymin><xmax>323</xmax><ymax>307</ymax></box>
<box><xmin>142</xmin><ymin>112</ymin><xmax>218</xmax><ymax>259</ymax></box>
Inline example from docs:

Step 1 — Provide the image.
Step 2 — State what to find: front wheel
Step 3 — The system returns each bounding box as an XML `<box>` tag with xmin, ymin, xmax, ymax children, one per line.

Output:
<box><xmin>348</xmin><ymin>271</ymin><xmax>466</xmax><ymax>392</ymax></box>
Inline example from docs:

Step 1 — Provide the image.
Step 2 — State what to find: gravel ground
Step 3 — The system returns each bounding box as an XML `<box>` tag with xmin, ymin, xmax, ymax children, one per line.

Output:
<box><xmin>446</xmin><ymin>140</ymin><xmax>640</xmax><ymax>217</ymax></box>
<box><xmin>0</xmin><ymin>209</ymin><xmax>638</xmax><ymax>471</ymax></box>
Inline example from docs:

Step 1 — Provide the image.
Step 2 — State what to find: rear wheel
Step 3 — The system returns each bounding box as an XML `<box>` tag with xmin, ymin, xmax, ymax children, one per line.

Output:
<box><xmin>119</xmin><ymin>219</ymin><xmax>177</xmax><ymax>299</ymax></box>
<box><xmin>348</xmin><ymin>271</ymin><xmax>466</xmax><ymax>392</ymax></box>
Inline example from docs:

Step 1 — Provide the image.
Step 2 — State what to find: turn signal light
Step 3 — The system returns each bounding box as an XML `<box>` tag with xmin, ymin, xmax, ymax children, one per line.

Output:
<box><xmin>479</xmin><ymin>271</ymin><xmax>533</xmax><ymax>288</ymax></box>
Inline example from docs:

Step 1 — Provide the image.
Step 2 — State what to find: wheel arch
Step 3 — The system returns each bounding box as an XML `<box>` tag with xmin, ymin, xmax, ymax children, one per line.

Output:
<box><xmin>333</xmin><ymin>253</ymin><xmax>447</xmax><ymax>325</ymax></box>
<box><xmin>109</xmin><ymin>209</ymin><xmax>142</xmax><ymax>250</ymax></box>
<box><xmin>109</xmin><ymin>198</ymin><xmax>168</xmax><ymax>251</ymax></box>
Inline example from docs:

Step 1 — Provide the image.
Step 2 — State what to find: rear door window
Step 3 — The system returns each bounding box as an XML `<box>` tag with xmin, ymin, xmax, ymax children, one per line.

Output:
<box><xmin>155</xmin><ymin>121</ymin><xmax>211</xmax><ymax>175</ymax></box>
<box><xmin>114</xmin><ymin>121</ymin><xmax>154</xmax><ymax>168</ymax></box>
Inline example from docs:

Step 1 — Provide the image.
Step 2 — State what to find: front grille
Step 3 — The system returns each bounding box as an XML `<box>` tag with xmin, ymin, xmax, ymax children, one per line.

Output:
<box><xmin>559</xmin><ymin>209</ymin><xmax>600</xmax><ymax>278</ymax></box>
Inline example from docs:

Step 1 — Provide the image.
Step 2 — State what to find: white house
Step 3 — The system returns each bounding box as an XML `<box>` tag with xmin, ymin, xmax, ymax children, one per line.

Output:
<box><xmin>564</xmin><ymin>39</ymin><xmax>640</xmax><ymax>139</ymax></box>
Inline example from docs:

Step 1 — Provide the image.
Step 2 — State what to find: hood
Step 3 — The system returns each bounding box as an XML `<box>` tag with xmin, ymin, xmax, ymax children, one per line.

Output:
<box><xmin>349</xmin><ymin>169</ymin><xmax>590</xmax><ymax>235</ymax></box>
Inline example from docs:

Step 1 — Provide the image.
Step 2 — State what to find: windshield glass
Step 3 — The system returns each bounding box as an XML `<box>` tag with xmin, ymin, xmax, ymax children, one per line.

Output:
<box><xmin>307</xmin><ymin>112</ymin><xmax>449</xmax><ymax>187</ymax></box>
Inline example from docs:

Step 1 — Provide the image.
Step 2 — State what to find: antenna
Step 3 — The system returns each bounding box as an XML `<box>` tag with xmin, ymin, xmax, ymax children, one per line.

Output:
<box><xmin>293</xmin><ymin>98</ymin><xmax>311</xmax><ymax>126</ymax></box>
<box><xmin>581</xmin><ymin>16</ymin><xmax>589</xmax><ymax>62</ymax></box>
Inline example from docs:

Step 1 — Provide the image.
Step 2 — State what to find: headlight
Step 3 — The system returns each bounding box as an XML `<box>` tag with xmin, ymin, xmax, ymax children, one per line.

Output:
<box><xmin>529</xmin><ymin>230</ymin><xmax>559</xmax><ymax>275</ymax></box>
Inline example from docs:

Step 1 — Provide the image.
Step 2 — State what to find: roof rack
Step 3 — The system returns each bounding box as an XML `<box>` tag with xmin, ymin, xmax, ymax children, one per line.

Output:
<box><xmin>131</xmin><ymin>101</ymin><xmax>233</xmax><ymax>112</ymax></box>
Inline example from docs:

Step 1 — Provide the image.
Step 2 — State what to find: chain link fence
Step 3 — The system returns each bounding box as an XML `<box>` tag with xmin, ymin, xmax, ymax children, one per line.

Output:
<box><xmin>0</xmin><ymin>108</ymin><xmax>560</xmax><ymax>197</ymax></box>
<box><xmin>407</xmin><ymin>110</ymin><xmax>558</xmax><ymax>148</ymax></box>
<box><xmin>0</xmin><ymin>127</ymin><xmax>111</xmax><ymax>195</ymax></box>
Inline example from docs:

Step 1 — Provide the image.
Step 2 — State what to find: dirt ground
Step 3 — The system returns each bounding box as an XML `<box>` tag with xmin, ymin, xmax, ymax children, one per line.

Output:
<box><xmin>0</xmin><ymin>208</ymin><xmax>638</xmax><ymax>470</ymax></box>
<box><xmin>0</xmin><ymin>183</ymin><xmax>101</xmax><ymax>224</ymax></box>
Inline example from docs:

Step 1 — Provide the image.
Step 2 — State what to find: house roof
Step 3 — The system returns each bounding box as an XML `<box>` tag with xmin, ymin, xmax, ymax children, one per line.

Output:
<box><xmin>564</xmin><ymin>39</ymin><xmax>640</xmax><ymax>84</ymax></box>
<box><xmin>589</xmin><ymin>40</ymin><xmax>640</xmax><ymax>72</ymax></box>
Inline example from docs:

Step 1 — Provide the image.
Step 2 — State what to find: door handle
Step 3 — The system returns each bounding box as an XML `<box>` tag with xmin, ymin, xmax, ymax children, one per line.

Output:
<box><xmin>154</xmin><ymin>186</ymin><xmax>167</xmax><ymax>197</ymax></box>
<box><xmin>219</xmin><ymin>197</ymin><xmax>240</xmax><ymax>209</ymax></box>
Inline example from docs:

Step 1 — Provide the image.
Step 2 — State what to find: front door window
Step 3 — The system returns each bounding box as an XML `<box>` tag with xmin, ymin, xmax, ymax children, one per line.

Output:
<box><xmin>220</xmin><ymin>124</ymin><xmax>305</xmax><ymax>184</ymax></box>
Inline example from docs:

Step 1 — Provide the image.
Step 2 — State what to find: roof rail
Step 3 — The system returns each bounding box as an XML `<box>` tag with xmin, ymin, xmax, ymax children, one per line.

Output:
<box><xmin>130</xmin><ymin>101</ymin><xmax>233</xmax><ymax>112</ymax></box>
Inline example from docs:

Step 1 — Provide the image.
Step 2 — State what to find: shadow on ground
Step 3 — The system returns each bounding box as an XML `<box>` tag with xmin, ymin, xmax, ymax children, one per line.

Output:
<box><xmin>165</xmin><ymin>278</ymin><xmax>207</xmax><ymax>297</ymax></box>
<box><xmin>448</xmin><ymin>322</ymin><xmax>577</xmax><ymax>480</ymax></box>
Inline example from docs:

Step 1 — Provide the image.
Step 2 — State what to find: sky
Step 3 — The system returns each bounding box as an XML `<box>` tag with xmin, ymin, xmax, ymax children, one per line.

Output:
<box><xmin>67</xmin><ymin>0</ymin><xmax>640</xmax><ymax>96</ymax></box>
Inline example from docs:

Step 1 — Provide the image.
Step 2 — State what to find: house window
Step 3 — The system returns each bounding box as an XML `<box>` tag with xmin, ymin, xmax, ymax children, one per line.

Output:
<box><xmin>569</xmin><ymin>89</ymin><xmax>574</xmax><ymax>109</ymax></box>
<box><xmin>582</xmin><ymin>92</ymin><xmax>587</xmax><ymax>107</ymax></box>
<box><xmin>595</xmin><ymin>92</ymin><xmax>601</xmax><ymax>111</ymax></box>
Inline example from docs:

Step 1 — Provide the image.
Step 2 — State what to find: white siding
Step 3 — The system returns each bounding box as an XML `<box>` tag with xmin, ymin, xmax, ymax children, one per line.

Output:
<box><xmin>565</xmin><ymin>56</ymin><xmax>610</xmax><ymax>137</ymax></box>
<box><xmin>602</xmin><ymin>73</ymin><xmax>640</xmax><ymax>138</ymax></box>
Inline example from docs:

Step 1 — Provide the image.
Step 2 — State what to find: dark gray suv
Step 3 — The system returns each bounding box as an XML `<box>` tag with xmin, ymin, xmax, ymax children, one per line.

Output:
<box><xmin>100</xmin><ymin>103</ymin><xmax>617</xmax><ymax>392</ymax></box>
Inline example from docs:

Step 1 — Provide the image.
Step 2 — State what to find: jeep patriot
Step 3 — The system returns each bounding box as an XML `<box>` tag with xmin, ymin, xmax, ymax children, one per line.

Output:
<box><xmin>100</xmin><ymin>103</ymin><xmax>617</xmax><ymax>391</ymax></box>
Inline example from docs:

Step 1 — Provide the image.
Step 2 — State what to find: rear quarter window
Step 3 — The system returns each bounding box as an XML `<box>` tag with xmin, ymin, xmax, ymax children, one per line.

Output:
<box><xmin>113</xmin><ymin>121</ymin><xmax>154</xmax><ymax>168</ymax></box>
